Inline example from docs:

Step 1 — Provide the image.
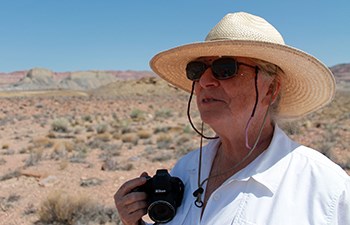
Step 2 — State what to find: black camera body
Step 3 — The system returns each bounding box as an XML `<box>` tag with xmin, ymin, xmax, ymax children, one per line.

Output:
<box><xmin>135</xmin><ymin>169</ymin><xmax>184</xmax><ymax>223</ymax></box>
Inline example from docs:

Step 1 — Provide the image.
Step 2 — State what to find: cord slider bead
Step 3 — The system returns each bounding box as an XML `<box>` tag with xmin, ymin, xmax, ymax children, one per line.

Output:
<box><xmin>193</xmin><ymin>187</ymin><xmax>204</xmax><ymax>208</ymax></box>
<box><xmin>193</xmin><ymin>187</ymin><xmax>204</xmax><ymax>197</ymax></box>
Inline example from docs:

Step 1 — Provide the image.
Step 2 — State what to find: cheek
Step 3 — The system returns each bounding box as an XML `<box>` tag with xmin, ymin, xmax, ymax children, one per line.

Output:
<box><xmin>223</xmin><ymin>81</ymin><xmax>251</xmax><ymax>101</ymax></box>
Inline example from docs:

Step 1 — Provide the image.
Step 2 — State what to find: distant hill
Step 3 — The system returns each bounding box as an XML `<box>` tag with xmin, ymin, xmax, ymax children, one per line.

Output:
<box><xmin>90</xmin><ymin>77</ymin><xmax>183</xmax><ymax>98</ymax></box>
<box><xmin>0</xmin><ymin>68</ymin><xmax>156</xmax><ymax>91</ymax></box>
<box><xmin>330</xmin><ymin>63</ymin><xmax>350</xmax><ymax>89</ymax></box>
<box><xmin>0</xmin><ymin>63</ymin><xmax>349</xmax><ymax>91</ymax></box>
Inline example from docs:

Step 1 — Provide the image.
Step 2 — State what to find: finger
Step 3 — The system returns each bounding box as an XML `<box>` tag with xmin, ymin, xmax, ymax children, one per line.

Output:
<box><xmin>117</xmin><ymin>193</ymin><xmax>148</xmax><ymax>225</ymax></box>
<box><xmin>115</xmin><ymin>176</ymin><xmax>147</xmax><ymax>198</ymax></box>
<box><xmin>121</xmin><ymin>208</ymin><xmax>147</xmax><ymax>225</ymax></box>
<box><xmin>125</xmin><ymin>198</ymin><xmax>148</xmax><ymax>214</ymax></box>
<box><xmin>122</xmin><ymin>192</ymin><xmax>147</xmax><ymax>206</ymax></box>
<box><xmin>140</xmin><ymin>172</ymin><xmax>149</xmax><ymax>178</ymax></box>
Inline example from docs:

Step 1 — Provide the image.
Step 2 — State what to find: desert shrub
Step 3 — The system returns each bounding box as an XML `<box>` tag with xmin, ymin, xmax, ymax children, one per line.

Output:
<box><xmin>112</xmin><ymin>131</ymin><xmax>122</xmax><ymax>140</ymax></box>
<box><xmin>51</xmin><ymin>142</ymin><xmax>69</xmax><ymax>161</ymax></box>
<box><xmin>0</xmin><ymin>169</ymin><xmax>21</xmax><ymax>181</ymax></box>
<box><xmin>32</xmin><ymin>137</ymin><xmax>54</xmax><ymax>149</ymax></box>
<box><xmin>154</xmin><ymin>126</ymin><xmax>170</xmax><ymax>134</ymax></box>
<box><xmin>121</xmin><ymin>126</ymin><xmax>133</xmax><ymax>134</ymax></box>
<box><xmin>59</xmin><ymin>159</ymin><xmax>69</xmax><ymax>170</ymax></box>
<box><xmin>155</xmin><ymin>109</ymin><xmax>173</xmax><ymax>119</ymax></box>
<box><xmin>47</xmin><ymin>132</ymin><xmax>56</xmax><ymax>139</ymax></box>
<box><xmin>86</xmin><ymin>125</ymin><xmax>95</xmax><ymax>132</ymax></box>
<box><xmin>95</xmin><ymin>133</ymin><xmax>112</xmax><ymax>142</ymax></box>
<box><xmin>19</xmin><ymin>148</ymin><xmax>28</xmax><ymax>154</ymax></box>
<box><xmin>69</xmin><ymin>151</ymin><xmax>87</xmax><ymax>164</ymax></box>
<box><xmin>80</xmin><ymin>178</ymin><xmax>103</xmax><ymax>187</ymax></box>
<box><xmin>144</xmin><ymin>146</ymin><xmax>172</xmax><ymax>162</ymax></box>
<box><xmin>101</xmin><ymin>158</ymin><xmax>134</xmax><ymax>171</ymax></box>
<box><xmin>64</xmin><ymin>141</ymin><xmax>75</xmax><ymax>152</ymax></box>
<box><xmin>156</xmin><ymin>133</ymin><xmax>173</xmax><ymax>149</ymax></box>
<box><xmin>150</xmin><ymin>152</ymin><xmax>173</xmax><ymax>162</ymax></box>
<box><xmin>96</xmin><ymin>123</ymin><xmax>108</xmax><ymax>134</ymax></box>
<box><xmin>88</xmin><ymin>139</ymin><xmax>120</xmax><ymax>153</ymax></box>
<box><xmin>88</xmin><ymin>139</ymin><xmax>106</xmax><ymax>149</ymax></box>
<box><xmin>175</xmin><ymin>142</ymin><xmax>197</xmax><ymax>158</ymax></box>
<box><xmin>112</xmin><ymin>112</ymin><xmax>119</xmax><ymax>121</ymax></box>
<box><xmin>98</xmin><ymin>144</ymin><xmax>122</xmax><ymax>161</ymax></box>
<box><xmin>0</xmin><ymin>158</ymin><xmax>6</xmax><ymax>165</ymax></box>
<box><xmin>37</xmin><ymin>191</ymin><xmax>122</xmax><ymax>225</ymax></box>
<box><xmin>0</xmin><ymin>194</ymin><xmax>21</xmax><ymax>212</ymax></box>
<box><xmin>130</xmin><ymin>108</ymin><xmax>145</xmax><ymax>121</ymax></box>
<box><xmin>2</xmin><ymin>143</ymin><xmax>9</xmax><ymax>149</ymax></box>
<box><xmin>175</xmin><ymin>134</ymin><xmax>191</xmax><ymax>145</ymax></box>
<box><xmin>144</xmin><ymin>146</ymin><xmax>155</xmax><ymax>154</ymax></box>
<box><xmin>24</xmin><ymin>148</ymin><xmax>43</xmax><ymax>167</ymax></box>
<box><xmin>23</xmin><ymin>203</ymin><xmax>37</xmax><ymax>215</ymax></box>
<box><xmin>74</xmin><ymin>127</ymin><xmax>83</xmax><ymax>134</ymax></box>
<box><xmin>137</xmin><ymin>129</ymin><xmax>153</xmax><ymax>139</ymax></box>
<box><xmin>68</xmin><ymin>142</ymin><xmax>89</xmax><ymax>163</ymax></box>
<box><xmin>142</xmin><ymin>139</ymin><xmax>154</xmax><ymax>145</ymax></box>
<box><xmin>121</xmin><ymin>133</ymin><xmax>139</xmax><ymax>145</ymax></box>
<box><xmin>1</xmin><ymin>148</ymin><xmax>15</xmax><ymax>155</ymax></box>
<box><xmin>183</xmin><ymin>125</ymin><xmax>195</xmax><ymax>134</ymax></box>
<box><xmin>82</xmin><ymin>115</ymin><xmax>93</xmax><ymax>123</ymax></box>
<box><xmin>35</xmin><ymin>103</ymin><xmax>44</xmax><ymax>109</ymax></box>
<box><xmin>51</xmin><ymin>118</ymin><xmax>70</xmax><ymax>133</ymax></box>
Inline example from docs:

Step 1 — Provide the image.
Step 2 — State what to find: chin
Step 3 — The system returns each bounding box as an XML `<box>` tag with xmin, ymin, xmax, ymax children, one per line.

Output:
<box><xmin>200</xmin><ymin>114</ymin><xmax>222</xmax><ymax>127</ymax></box>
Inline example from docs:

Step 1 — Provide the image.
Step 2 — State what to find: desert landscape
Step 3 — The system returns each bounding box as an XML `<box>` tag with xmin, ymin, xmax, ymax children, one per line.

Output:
<box><xmin>0</xmin><ymin>65</ymin><xmax>349</xmax><ymax>225</ymax></box>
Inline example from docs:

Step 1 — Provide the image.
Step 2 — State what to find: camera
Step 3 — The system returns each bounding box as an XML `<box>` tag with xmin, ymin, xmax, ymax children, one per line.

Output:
<box><xmin>134</xmin><ymin>169</ymin><xmax>184</xmax><ymax>223</ymax></box>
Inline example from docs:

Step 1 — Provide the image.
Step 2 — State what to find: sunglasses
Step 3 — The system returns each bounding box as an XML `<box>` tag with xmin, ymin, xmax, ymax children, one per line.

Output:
<box><xmin>186</xmin><ymin>57</ymin><xmax>258</xmax><ymax>81</ymax></box>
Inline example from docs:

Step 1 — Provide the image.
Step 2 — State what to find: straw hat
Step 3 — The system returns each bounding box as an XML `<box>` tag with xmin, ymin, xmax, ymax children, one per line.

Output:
<box><xmin>150</xmin><ymin>12</ymin><xmax>335</xmax><ymax>119</ymax></box>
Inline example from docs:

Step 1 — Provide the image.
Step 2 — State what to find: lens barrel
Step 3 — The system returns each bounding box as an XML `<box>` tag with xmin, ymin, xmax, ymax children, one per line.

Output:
<box><xmin>148</xmin><ymin>200</ymin><xmax>176</xmax><ymax>223</ymax></box>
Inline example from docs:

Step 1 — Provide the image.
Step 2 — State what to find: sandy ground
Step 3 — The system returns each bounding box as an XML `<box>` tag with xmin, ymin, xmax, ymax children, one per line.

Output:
<box><xmin>0</xmin><ymin>88</ymin><xmax>349</xmax><ymax>225</ymax></box>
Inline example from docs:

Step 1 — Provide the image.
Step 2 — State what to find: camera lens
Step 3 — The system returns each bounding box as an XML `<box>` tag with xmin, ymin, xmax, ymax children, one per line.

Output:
<box><xmin>148</xmin><ymin>200</ymin><xmax>175</xmax><ymax>223</ymax></box>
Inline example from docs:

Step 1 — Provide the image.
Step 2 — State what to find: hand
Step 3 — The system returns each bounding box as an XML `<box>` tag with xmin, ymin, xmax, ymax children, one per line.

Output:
<box><xmin>114</xmin><ymin>172</ymin><xmax>149</xmax><ymax>225</ymax></box>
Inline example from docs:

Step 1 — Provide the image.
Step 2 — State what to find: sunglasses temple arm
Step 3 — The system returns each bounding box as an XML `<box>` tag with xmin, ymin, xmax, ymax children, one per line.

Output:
<box><xmin>250</xmin><ymin>68</ymin><xmax>259</xmax><ymax>117</ymax></box>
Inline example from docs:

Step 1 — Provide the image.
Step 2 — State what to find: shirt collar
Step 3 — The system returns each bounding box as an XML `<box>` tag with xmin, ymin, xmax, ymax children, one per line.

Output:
<box><xmin>185</xmin><ymin>125</ymin><xmax>299</xmax><ymax>194</ymax></box>
<box><xmin>232</xmin><ymin>125</ymin><xmax>300</xmax><ymax>193</ymax></box>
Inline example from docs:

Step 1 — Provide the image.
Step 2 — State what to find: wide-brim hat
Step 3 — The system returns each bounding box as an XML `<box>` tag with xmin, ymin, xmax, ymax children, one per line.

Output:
<box><xmin>150</xmin><ymin>12</ymin><xmax>335</xmax><ymax>119</ymax></box>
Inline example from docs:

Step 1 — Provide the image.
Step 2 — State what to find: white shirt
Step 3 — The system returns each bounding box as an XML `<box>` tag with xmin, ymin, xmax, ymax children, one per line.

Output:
<box><xmin>148</xmin><ymin>126</ymin><xmax>350</xmax><ymax>225</ymax></box>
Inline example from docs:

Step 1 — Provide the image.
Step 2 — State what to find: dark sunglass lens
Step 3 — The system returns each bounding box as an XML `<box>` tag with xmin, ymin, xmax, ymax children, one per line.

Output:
<box><xmin>186</xmin><ymin>61</ymin><xmax>207</xmax><ymax>81</ymax></box>
<box><xmin>212</xmin><ymin>58</ymin><xmax>237</xmax><ymax>79</ymax></box>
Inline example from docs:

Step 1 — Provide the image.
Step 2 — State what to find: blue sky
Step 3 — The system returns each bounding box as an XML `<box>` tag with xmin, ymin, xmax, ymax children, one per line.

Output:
<box><xmin>0</xmin><ymin>0</ymin><xmax>349</xmax><ymax>72</ymax></box>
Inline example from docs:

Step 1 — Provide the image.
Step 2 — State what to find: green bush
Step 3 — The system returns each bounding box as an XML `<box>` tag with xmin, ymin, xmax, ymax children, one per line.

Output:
<box><xmin>51</xmin><ymin>118</ymin><xmax>70</xmax><ymax>133</ymax></box>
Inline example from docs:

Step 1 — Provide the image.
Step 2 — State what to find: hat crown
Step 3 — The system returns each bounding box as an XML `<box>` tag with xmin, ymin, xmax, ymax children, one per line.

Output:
<box><xmin>205</xmin><ymin>12</ymin><xmax>285</xmax><ymax>45</ymax></box>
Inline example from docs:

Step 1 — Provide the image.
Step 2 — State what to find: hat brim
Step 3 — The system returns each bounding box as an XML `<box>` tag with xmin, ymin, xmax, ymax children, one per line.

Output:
<box><xmin>150</xmin><ymin>40</ymin><xmax>336</xmax><ymax>119</ymax></box>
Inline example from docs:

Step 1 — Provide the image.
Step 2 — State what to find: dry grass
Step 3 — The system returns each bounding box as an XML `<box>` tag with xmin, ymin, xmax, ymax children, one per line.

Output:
<box><xmin>0</xmin><ymin>194</ymin><xmax>21</xmax><ymax>212</ymax></box>
<box><xmin>0</xmin><ymin>169</ymin><xmax>21</xmax><ymax>181</ymax></box>
<box><xmin>37</xmin><ymin>191</ymin><xmax>121</xmax><ymax>225</ymax></box>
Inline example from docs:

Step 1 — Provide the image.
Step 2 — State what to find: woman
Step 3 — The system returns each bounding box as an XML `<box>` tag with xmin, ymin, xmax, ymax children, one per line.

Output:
<box><xmin>114</xmin><ymin>12</ymin><xmax>350</xmax><ymax>225</ymax></box>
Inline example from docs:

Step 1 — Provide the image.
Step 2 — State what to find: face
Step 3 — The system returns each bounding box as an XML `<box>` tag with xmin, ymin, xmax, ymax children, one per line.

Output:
<box><xmin>193</xmin><ymin>56</ymin><xmax>274</xmax><ymax>130</ymax></box>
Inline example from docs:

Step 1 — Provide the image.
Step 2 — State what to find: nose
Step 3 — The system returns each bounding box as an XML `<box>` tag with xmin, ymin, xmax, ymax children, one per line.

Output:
<box><xmin>198</xmin><ymin>68</ymin><xmax>220</xmax><ymax>88</ymax></box>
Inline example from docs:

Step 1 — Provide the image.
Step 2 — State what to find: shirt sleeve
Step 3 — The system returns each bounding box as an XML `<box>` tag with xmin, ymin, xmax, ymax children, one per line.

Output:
<box><xmin>336</xmin><ymin>177</ymin><xmax>350</xmax><ymax>224</ymax></box>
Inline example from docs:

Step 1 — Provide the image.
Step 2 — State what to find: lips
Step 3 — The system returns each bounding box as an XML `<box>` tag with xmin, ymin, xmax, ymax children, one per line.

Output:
<box><xmin>201</xmin><ymin>96</ymin><xmax>224</xmax><ymax>103</ymax></box>
<box><xmin>202</xmin><ymin>98</ymin><xmax>219</xmax><ymax>103</ymax></box>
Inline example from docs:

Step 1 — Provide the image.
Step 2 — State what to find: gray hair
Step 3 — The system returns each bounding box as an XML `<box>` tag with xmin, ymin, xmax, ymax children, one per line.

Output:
<box><xmin>250</xmin><ymin>58</ymin><xmax>284</xmax><ymax>122</ymax></box>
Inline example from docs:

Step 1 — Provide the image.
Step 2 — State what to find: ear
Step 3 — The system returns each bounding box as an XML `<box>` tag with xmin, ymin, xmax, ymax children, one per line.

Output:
<box><xmin>262</xmin><ymin>79</ymin><xmax>281</xmax><ymax>105</ymax></box>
